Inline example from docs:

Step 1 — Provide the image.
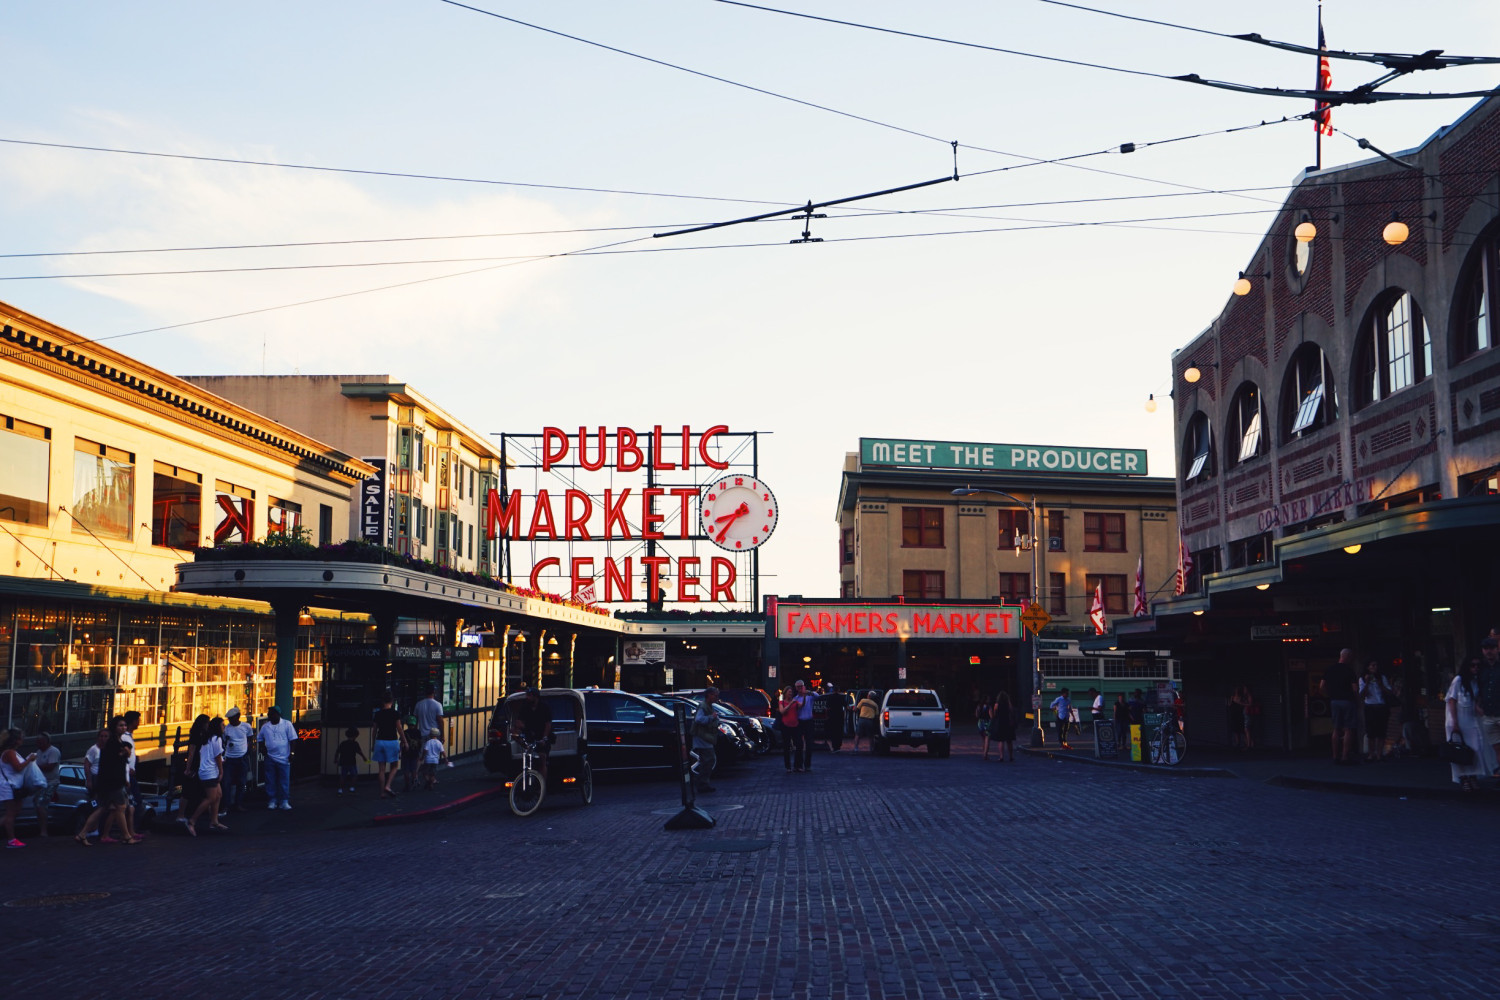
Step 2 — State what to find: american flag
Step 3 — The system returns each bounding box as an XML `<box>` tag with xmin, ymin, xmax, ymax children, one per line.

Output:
<box><xmin>1133</xmin><ymin>556</ymin><xmax>1149</xmax><ymax>617</ymax></box>
<box><xmin>1175</xmin><ymin>532</ymin><xmax>1194</xmax><ymax>596</ymax></box>
<box><xmin>1089</xmin><ymin>581</ymin><xmax>1107</xmax><ymax>636</ymax></box>
<box><xmin>1315</xmin><ymin>20</ymin><xmax>1334</xmax><ymax>137</ymax></box>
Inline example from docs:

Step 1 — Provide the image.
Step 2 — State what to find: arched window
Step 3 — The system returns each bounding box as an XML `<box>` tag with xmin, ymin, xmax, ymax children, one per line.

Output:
<box><xmin>1225</xmin><ymin>382</ymin><xmax>1263</xmax><ymax>468</ymax></box>
<box><xmin>1456</xmin><ymin>228</ymin><xmax>1497</xmax><ymax>360</ymax></box>
<box><xmin>1355</xmin><ymin>289</ymin><xmax>1431</xmax><ymax>408</ymax></box>
<box><xmin>1281</xmin><ymin>343</ymin><xmax>1337</xmax><ymax>442</ymax></box>
<box><xmin>1182</xmin><ymin>413</ymin><xmax>1215</xmax><ymax>484</ymax></box>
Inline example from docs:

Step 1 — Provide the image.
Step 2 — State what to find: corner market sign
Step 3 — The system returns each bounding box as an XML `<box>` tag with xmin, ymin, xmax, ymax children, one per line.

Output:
<box><xmin>861</xmin><ymin>437</ymin><xmax>1148</xmax><ymax>475</ymax></box>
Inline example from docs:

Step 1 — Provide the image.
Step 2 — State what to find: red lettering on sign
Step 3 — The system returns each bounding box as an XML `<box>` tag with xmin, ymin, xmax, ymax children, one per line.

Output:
<box><xmin>651</xmin><ymin>426</ymin><xmax>675</xmax><ymax>471</ymax></box>
<box><xmin>965</xmin><ymin>613</ymin><xmax>981</xmax><ymax>633</ymax></box>
<box><xmin>676</xmin><ymin>557</ymin><xmax>700</xmax><ymax>602</ymax></box>
<box><xmin>578</xmin><ymin>427</ymin><xmax>607</xmax><ymax>471</ymax></box>
<box><xmin>785</xmin><ymin>612</ymin><xmax>801</xmax><ymax>633</ymax></box>
<box><xmin>641</xmin><ymin>556</ymin><xmax>669</xmax><ymax>601</ymax></box>
<box><xmin>885</xmin><ymin>613</ymin><xmax>899</xmax><ymax>632</ymax></box>
<box><xmin>698</xmin><ymin>425</ymin><xmax>730</xmax><ymax>470</ymax></box>
<box><xmin>602</xmin><ymin>489</ymin><xmax>632</xmax><ymax>538</ymax></box>
<box><xmin>985</xmin><ymin>613</ymin><xmax>998</xmax><ymax>633</ymax></box>
<box><xmin>912</xmin><ymin>613</ymin><xmax>931</xmax><ymax>634</ymax></box>
<box><xmin>529</xmin><ymin>557</ymin><xmax>560</xmax><ymax>591</ymax></box>
<box><xmin>564</xmin><ymin>489</ymin><xmax>593</xmax><ymax>540</ymax></box>
<box><xmin>616</xmin><ymin>428</ymin><xmax>643</xmax><ymax>472</ymax></box>
<box><xmin>542</xmin><ymin>427</ymin><xmax>568</xmax><ymax>470</ymax></box>
<box><xmin>570</xmin><ymin>557</ymin><xmax>594</xmax><ymax>601</ymax></box>
<box><xmin>670</xmin><ymin>488</ymin><xmax>696</xmax><ymax>539</ymax></box>
<box><xmin>835</xmin><ymin>613</ymin><xmax>854</xmax><ymax>633</ymax></box>
<box><xmin>997</xmin><ymin>613</ymin><xmax>1013</xmax><ymax>632</ymax></box>
<box><xmin>642</xmin><ymin>488</ymin><xmax>665</xmax><ymax>539</ymax></box>
<box><xmin>710</xmin><ymin>557</ymin><xmax>736</xmax><ymax>602</ymax></box>
<box><xmin>485</xmin><ymin>488</ymin><xmax>522</xmax><ymax>540</ymax></box>
<box><xmin>213</xmin><ymin>494</ymin><xmax>253</xmax><ymax>545</ymax></box>
<box><xmin>798</xmin><ymin>614</ymin><xmax>818</xmax><ymax>633</ymax></box>
<box><xmin>527</xmin><ymin>490</ymin><xmax>557</xmax><ymax>540</ymax></box>
<box><xmin>603</xmin><ymin>558</ymin><xmax>632</xmax><ymax>602</ymax></box>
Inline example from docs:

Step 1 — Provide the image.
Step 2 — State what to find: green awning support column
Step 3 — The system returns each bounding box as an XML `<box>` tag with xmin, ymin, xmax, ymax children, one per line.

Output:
<box><xmin>272</xmin><ymin>601</ymin><xmax>300</xmax><ymax>715</ymax></box>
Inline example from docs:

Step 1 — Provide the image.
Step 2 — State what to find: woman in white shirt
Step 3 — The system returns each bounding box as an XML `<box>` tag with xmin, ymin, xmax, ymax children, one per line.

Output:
<box><xmin>187</xmin><ymin>717</ymin><xmax>230</xmax><ymax>835</ymax></box>
<box><xmin>1447</xmin><ymin>658</ymin><xmax>1497</xmax><ymax>792</ymax></box>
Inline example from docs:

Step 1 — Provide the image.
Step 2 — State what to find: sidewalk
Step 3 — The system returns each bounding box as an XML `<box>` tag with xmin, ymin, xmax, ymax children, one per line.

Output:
<box><xmin>1021</xmin><ymin>737</ymin><xmax>1499</xmax><ymax>801</ymax></box>
<box><xmin>159</xmin><ymin>756</ymin><xmax>508</xmax><ymax>836</ymax></box>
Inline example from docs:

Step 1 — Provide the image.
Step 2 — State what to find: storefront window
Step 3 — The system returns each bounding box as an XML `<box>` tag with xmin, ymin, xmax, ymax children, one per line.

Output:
<box><xmin>214</xmin><ymin>481</ymin><xmax>255</xmax><ymax>545</ymax></box>
<box><xmin>72</xmin><ymin>438</ymin><xmax>134</xmax><ymax>540</ymax></box>
<box><xmin>0</xmin><ymin>415</ymin><xmax>50</xmax><ymax>526</ymax></box>
<box><xmin>152</xmin><ymin>462</ymin><xmax>202</xmax><ymax>548</ymax></box>
<box><xmin>267</xmin><ymin>497</ymin><xmax>302</xmax><ymax>537</ymax></box>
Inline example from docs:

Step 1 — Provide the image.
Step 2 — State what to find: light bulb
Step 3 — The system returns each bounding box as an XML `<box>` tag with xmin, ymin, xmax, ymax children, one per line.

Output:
<box><xmin>1233</xmin><ymin>276</ymin><xmax>1253</xmax><ymax>296</ymax></box>
<box><xmin>1294</xmin><ymin>220</ymin><xmax>1317</xmax><ymax>243</ymax></box>
<box><xmin>1383</xmin><ymin>220</ymin><xmax>1409</xmax><ymax>246</ymax></box>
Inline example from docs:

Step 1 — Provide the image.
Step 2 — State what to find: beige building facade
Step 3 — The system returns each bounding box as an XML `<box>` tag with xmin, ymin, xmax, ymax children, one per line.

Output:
<box><xmin>0</xmin><ymin>299</ymin><xmax>372</xmax><ymax>757</ymax></box>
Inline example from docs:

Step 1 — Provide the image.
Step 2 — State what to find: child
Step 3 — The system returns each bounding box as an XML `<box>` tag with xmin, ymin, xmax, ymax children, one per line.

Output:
<box><xmin>335</xmin><ymin>727</ymin><xmax>365</xmax><ymax>793</ymax></box>
<box><xmin>400</xmin><ymin>716</ymin><xmax>422</xmax><ymax>792</ymax></box>
<box><xmin>420</xmin><ymin>728</ymin><xmax>446</xmax><ymax>790</ymax></box>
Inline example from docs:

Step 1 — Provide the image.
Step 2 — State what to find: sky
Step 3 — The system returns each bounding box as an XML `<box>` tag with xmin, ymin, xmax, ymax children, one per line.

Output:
<box><xmin>2</xmin><ymin>0</ymin><xmax>1498</xmax><ymax>603</ymax></box>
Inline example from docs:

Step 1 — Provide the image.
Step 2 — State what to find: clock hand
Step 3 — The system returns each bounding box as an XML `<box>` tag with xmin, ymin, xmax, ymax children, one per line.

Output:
<box><xmin>713</xmin><ymin>502</ymin><xmax>750</xmax><ymax>524</ymax></box>
<box><xmin>714</xmin><ymin>506</ymin><xmax>748</xmax><ymax>543</ymax></box>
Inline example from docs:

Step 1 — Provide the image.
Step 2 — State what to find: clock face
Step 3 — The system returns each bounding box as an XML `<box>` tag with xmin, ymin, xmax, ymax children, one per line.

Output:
<box><xmin>699</xmin><ymin>476</ymin><xmax>778</xmax><ymax>551</ymax></box>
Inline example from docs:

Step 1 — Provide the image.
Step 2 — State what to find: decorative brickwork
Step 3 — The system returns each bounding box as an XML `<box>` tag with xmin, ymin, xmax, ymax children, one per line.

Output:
<box><xmin>1341</xmin><ymin>172</ymin><xmax>1427</xmax><ymax>318</ymax></box>
<box><xmin>1439</xmin><ymin>101</ymin><xmax>1500</xmax><ymax>249</ymax></box>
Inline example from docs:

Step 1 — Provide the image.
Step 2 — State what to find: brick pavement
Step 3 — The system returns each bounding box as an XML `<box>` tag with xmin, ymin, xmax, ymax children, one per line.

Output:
<box><xmin>4</xmin><ymin>734</ymin><xmax>1496</xmax><ymax>999</ymax></box>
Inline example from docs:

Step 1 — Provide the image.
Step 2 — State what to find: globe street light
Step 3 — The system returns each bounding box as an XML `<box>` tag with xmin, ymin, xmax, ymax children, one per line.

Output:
<box><xmin>953</xmin><ymin>487</ymin><xmax>1044</xmax><ymax>746</ymax></box>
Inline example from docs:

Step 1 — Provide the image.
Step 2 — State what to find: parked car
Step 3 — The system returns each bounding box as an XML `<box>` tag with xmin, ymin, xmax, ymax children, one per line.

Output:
<box><xmin>720</xmin><ymin>687</ymin><xmax>774</xmax><ymax>720</ymax></box>
<box><xmin>14</xmin><ymin>762</ymin><xmax>171</xmax><ymax>834</ymax></box>
<box><xmin>875</xmin><ymin>688</ymin><xmax>951</xmax><ymax>757</ymax></box>
<box><xmin>664</xmin><ymin>689</ymin><xmax>773</xmax><ymax>754</ymax></box>
<box><xmin>653</xmin><ymin>693</ymin><xmax>754</xmax><ymax>763</ymax></box>
<box><xmin>578</xmin><ymin>689</ymin><xmax>682</xmax><ymax>774</ymax></box>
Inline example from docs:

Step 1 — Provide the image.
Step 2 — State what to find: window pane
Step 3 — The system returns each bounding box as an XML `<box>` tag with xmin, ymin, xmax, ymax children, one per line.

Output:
<box><xmin>1238</xmin><ymin>411</ymin><xmax>1262</xmax><ymax>463</ymax></box>
<box><xmin>1048</xmin><ymin>573</ymin><xmax>1066</xmax><ymax>615</ymax></box>
<box><xmin>1386</xmin><ymin>295</ymin><xmax>1414</xmax><ymax>392</ymax></box>
<box><xmin>153</xmin><ymin>472</ymin><xmax>202</xmax><ymax>548</ymax></box>
<box><xmin>0</xmin><ymin>419</ymin><xmax>49</xmax><ymax>525</ymax></box>
<box><xmin>1290</xmin><ymin>383</ymin><xmax>1324</xmax><ymax>435</ymax></box>
<box><xmin>72</xmin><ymin>442</ymin><xmax>134</xmax><ymax>540</ymax></box>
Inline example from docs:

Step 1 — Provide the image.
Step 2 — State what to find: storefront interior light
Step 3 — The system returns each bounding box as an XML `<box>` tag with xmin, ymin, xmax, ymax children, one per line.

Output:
<box><xmin>1343</xmin><ymin>544</ymin><xmax>1362</xmax><ymax>555</ymax></box>
<box><xmin>1192</xmin><ymin>610</ymin><xmax>1204</xmax><ymax>616</ymax></box>
<box><xmin>1431</xmin><ymin>607</ymin><xmax>1452</xmax><ymax>613</ymax></box>
<box><xmin>1255</xmin><ymin>583</ymin><xmax>1270</xmax><ymax>591</ymax></box>
<box><xmin>298</xmin><ymin>607</ymin><xmax>314</xmax><ymax>627</ymax></box>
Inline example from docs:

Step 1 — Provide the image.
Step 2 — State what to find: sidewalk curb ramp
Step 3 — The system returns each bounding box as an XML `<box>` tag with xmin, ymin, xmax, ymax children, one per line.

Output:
<box><xmin>1019</xmin><ymin>746</ymin><xmax>1235</xmax><ymax>778</ymax></box>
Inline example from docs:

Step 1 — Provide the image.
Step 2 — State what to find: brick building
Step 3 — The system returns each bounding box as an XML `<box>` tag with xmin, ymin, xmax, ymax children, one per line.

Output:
<box><xmin>1127</xmin><ymin>95</ymin><xmax>1500</xmax><ymax>752</ymax></box>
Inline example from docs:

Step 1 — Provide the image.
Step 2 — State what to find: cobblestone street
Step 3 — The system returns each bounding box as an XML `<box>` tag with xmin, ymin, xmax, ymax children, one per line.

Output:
<box><xmin>6</xmin><ymin>739</ymin><xmax>1494</xmax><ymax>1000</ymax></box>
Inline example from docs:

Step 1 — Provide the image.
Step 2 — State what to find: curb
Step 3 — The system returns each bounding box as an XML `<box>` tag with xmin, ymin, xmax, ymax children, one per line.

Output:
<box><xmin>369</xmin><ymin>783</ymin><xmax>507</xmax><ymax>825</ymax></box>
<box><xmin>1264</xmin><ymin>774</ymin><xmax>1499</xmax><ymax>802</ymax></box>
<box><xmin>1018</xmin><ymin>746</ymin><xmax>1236</xmax><ymax>778</ymax></box>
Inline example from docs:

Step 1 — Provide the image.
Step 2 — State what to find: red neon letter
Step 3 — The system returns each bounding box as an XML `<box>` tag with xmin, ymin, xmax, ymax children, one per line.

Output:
<box><xmin>669</xmin><ymin>488</ymin><xmax>696</xmax><ymax>539</ymax></box>
<box><xmin>710</xmin><ymin>557</ymin><xmax>736</xmax><ymax>602</ymax></box>
<box><xmin>680</xmin><ymin>425</ymin><xmax>691</xmax><ymax>470</ymax></box>
<box><xmin>578</xmin><ymin>426</ymin><xmax>607</xmax><ymax>471</ymax></box>
<box><xmin>641</xmin><ymin>556</ymin><xmax>670</xmax><ymax>601</ymax></box>
<box><xmin>564</xmin><ymin>489</ymin><xmax>593</xmax><ymax>540</ymax></box>
<box><xmin>641</xmin><ymin>488</ymin><xmax>665</xmax><ymax>539</ymax></box>
<box><xmin>570</xmin><ymin>557</ymin><xmax>594</xmax><ymax>601</ymax></box>
<box><xmin>698</xmin><ymin>424</ymin><xmax>730</xmax><ymax>470</ymax></box>
<box><xmin>651</xmin><ymin>425</ymin><xmax>674</xmax><ymax>471</ymax></box>
<box><xmin>603</xmin><ymin>557</ymin><xmax>633</xmax><ymax>602</ymax></box>
<box><xmin>527</xmin><ymin>489</ymin><xmax>557</xmax><ymax>540</ymax></box>
<box><xmin>676</xmin><ymin>557</ymin><xmax>701</xmax><ymax>603</ymax></box>
<box><xmin>616</xmin><ymin>428</ymin><xmax>643</xmax><ymax>472</ymax></box>
<box><xmin>602</xmin><ymin>489</ymin><xmax>632</xmax><ymax>539</ymax></box>
<box><xmin>485</xmin><ymin>488</ymin><xmax>523</xmax><ymax>539</ymax></box>
<box><xmin>528</xmin><ymin>557</ymin><xmax>560</xmax><ymax>591</ymax></box>
<box><xmin>541</xmin><ymin>427</ymin><xmax>568</xmax><ymax>471</ymax></box>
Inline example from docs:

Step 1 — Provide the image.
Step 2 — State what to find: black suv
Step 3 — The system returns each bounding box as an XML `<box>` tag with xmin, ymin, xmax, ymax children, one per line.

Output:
<box><xmin>579</xmin><ymin>689</ymin><xmax>681</xmax><ymax>773</ymax></box>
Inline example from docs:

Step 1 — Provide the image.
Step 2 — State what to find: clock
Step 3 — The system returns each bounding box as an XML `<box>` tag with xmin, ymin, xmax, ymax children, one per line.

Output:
<box><xmin>699</xmin><ymin>476</ymin><xmax>778</xmax><ymax>551</ymax></box>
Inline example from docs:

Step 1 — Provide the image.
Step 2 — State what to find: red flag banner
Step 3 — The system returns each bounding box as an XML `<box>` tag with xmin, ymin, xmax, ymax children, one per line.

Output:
<box><xmin>1133</xmin><ymin>556</ymin><xmax>1148</xmax><ymax>617</ymax></box>
<box><xmin>1316</xmin><ymin>21</ymin><xmax>1334</xmax><ymax>137</ymax></box>
<box><xmin>1175</xmin><ymin>532</ymin><xmax>1194</xmax><ymax>597</ymax></box>
<box><xmin>1089</xmin><ymin>582</ymin><xmax>1107</xmax><ymax>636</ymax></box>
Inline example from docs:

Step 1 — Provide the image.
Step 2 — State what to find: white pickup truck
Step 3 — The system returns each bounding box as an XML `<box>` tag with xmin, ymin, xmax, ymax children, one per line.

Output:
<box><xmin>874</xmin><ymin>688</ymin><xmax>951</xmax><ymax>757</ymax></box>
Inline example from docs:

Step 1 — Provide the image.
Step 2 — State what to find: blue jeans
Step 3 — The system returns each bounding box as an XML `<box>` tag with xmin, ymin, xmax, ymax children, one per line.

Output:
<box><xmin>222</xmin><ymin>755</ymin><xmax>249</xmax><ymax>809</ymax></box>
<box><xmin>264</xmin><ymin>758</ymin><xmax>291</xmax><ymax>804</ymax></box>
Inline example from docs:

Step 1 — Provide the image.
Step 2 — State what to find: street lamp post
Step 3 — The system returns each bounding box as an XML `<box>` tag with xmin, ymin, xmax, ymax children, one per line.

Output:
<box><xmin>953</xmin><ymin>487</ymin><xmax>1044</xmax><ymax>747</ymax></box>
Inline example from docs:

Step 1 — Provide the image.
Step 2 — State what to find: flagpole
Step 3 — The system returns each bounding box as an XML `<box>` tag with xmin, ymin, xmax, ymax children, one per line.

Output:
<box><xmin>1315</xmin><ymin>4</ymin><xmax>1324</xmax><ymax>170</ymax></box>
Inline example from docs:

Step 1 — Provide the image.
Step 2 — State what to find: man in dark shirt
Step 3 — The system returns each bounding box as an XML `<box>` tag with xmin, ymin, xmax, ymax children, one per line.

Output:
<box><xmin>511</xmin><ymin>686</ymin><xmax>554</xmax><ymax>779</ymax></box>
<box><xmin>1322</xmin><ymin>649</ymin><xmax>1359</xmax><ymax>765</ymax></box>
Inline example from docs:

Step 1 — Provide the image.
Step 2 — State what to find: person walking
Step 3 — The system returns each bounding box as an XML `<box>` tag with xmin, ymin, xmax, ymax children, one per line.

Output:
<box><xmin>1112</xmin><ymin>693</ymin><xmax>1132</xmax><ymax>759</ymax></box>
<box><xmin>795</xmin><ymin>680</ymin><xmax>815</xmax><ymax>770</ymax></box>
<box><xmin>94</xmin><ymin>717</ymin><xmax>140</xmax><ymax>845</ymax></box>
<box><xmin>187</xmin><ymin>717</ymin><xmax>229</xmax><ymax>835</ymax></box>
<box><xmin>690</xmin><ymin>687</ymin><xmax>720</xmax><ymax>794</ymax></box>
<box><xmin>1049</xmin><ymin>689</ymin><xmax>1073</xmax><ymax>749</ymax></box>
<box><xmin>370</xmin><ymin>693</ymin><xmax>404</xmax><ymax>798</ymax></box>
<box><xmin>419</xmin><ymin>729</ymin><xmax>446</xmax><ymax>790</ymax></box>
<box><xmin>1322</xmin><ymin>650</ymin><xmax>1359</xmax><ymax>765</ymax></box>
<box><xmin>989</xmin><ymin>692</ymin><xmax>1018</xmax><ymax>762</ymax></box>
<box><xmin>257</xmin><ymin>706</ymin><xmax>298</xmax><ymax>810</ymax></box>
<box><xmin>1</xmin><ymin>728</ymin><xmax>35</xmax><ymax>848</ymax></box>
<box><xmin>978</xmin><ymin>694</ymin><xmax>996</xmax><ymax>761</ymax></box>
<box><xmin>1239</xmin><ymin>687</ymin><xmax>1259</xmax><ymax>750</ymax></box>
<box><xmin>75</xmin><ymin>727</ymin><xmax>109</xmax><ymax>845</ymax></box>
<box><xmin>1446</xmin><ymin>656</ymin><xmax>1497</xmax><ymax>792</ymax></box>
<box><xmin>29</xmin><ymin>732</ymin><xmax>61</xmax><ymax>836</ymax></box>
<box><xmin>221</xmin><ymin>707</ymin><xmax>254</xmax><ymax>813</ymax></box>
<box><xmin>1226</xmin><ymin>688</ymin><xmax>1246</xmax><ymax>751</ymax></box>
<box><xmin>852</xmin><ymin>691</ymin><xmax>879</xmax><ymax>753</ymax></box>
<box><xmin>414</xmin><ymin>684</ymin><xmax>444</xmax><ymax>744</ymax></box>
<box><xmin>779</xmin><ymin>685</ymin><xmax>804</xmax><ymax>773</ymax></box>
<box><xmin>822</xmin><ymin>683</ymin><xmax>847</xmax><ymax>752</ymax></box>
<box><xmin>335</xmin><ymin>727</ymin><xmax>365</xmax><ymax>793</ymax></box>
<box><xmin>1359</xmin><ymin>661</ymin><xmax>1394</xmax><ymax>761</ymax></box>
<box><xmin>176</xmin><ymin>715</ymin><xmax>209</xmax><ymax>829</ymax></box>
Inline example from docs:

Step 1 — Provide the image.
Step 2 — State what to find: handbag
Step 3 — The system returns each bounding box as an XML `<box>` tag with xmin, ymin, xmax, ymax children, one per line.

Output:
<box><xmin>20</xmin><ymin>760</ymin><xmax>48</xmax><ymax>792</ymax></box>
<box><xmin>1439</xmin><ymin>734</ymin><xmax>1475</xmax><ymax>765</ymax></box>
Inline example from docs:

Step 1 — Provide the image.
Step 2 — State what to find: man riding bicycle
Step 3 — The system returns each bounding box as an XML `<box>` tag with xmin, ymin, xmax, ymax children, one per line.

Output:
<box><xmin>510</xmin><ymin>686</ymin><xmax>555</xmax><ymax>780</ymax></box>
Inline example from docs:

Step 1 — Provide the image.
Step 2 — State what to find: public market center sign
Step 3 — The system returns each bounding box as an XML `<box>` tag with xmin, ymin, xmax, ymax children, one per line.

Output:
<box><xmin>861</xmin><ymin>437</ymin><xmax>1148</xmax><ymax>475</ymax></box>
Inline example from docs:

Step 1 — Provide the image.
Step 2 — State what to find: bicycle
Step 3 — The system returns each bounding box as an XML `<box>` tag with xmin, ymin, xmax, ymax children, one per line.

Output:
<box><xmin>509</xmin><ymin>734</ymin><xmax>548</xmax><ymax>817</ymax></box>
<box><xmin>1150</xmin><ymin>716</ymin><xmax>1187</xmax><ymax>766</ymax></box>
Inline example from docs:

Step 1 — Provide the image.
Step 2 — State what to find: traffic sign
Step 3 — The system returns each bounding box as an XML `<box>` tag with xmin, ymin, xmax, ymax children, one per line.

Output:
<box><xmin>1020</xmin><ymin>602</ymin><xmax>1052</xmax><ymax>636</ymax></box>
